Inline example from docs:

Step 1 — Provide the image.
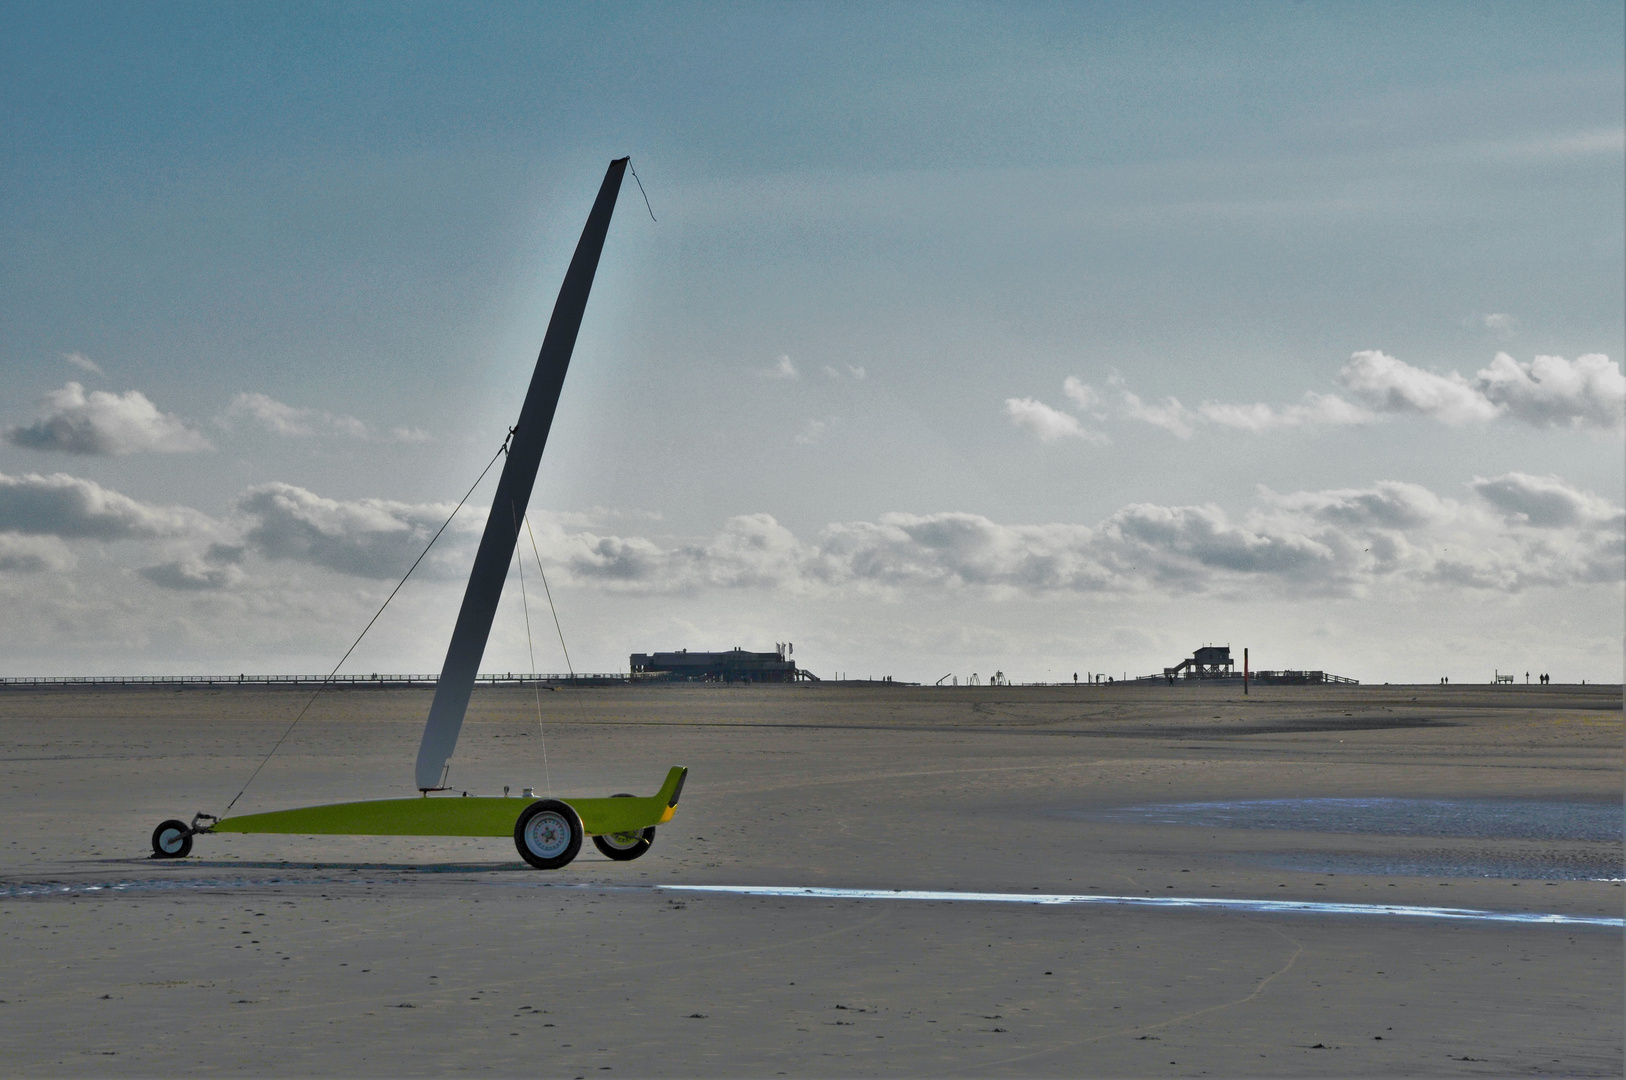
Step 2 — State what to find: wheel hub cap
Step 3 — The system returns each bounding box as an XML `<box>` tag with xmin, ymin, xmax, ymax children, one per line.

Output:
<box><xmin>524</xmin><ymin>812</ymin><xmax>571</xmax><ymax>858</ymax></box>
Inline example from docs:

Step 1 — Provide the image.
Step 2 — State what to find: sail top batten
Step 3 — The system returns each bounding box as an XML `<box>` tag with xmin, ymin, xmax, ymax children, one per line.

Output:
<box><xmin>414</xmin><ymin>158</ymin><xmax>629</xmax><ymax>791</ymax></box>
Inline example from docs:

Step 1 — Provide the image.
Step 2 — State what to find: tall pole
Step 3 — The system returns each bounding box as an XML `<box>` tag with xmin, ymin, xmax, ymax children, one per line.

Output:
<box><xmin>1243</xmin><ymin>647</ymin><xmax>1249</xmax><ymax>695</ymax></box>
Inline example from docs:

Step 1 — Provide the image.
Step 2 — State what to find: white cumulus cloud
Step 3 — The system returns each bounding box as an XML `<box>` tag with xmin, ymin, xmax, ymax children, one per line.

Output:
<box><xmin>759</xmin><ymin>355</ymin><xmax>799</xmax><ymax>379</ymax></box>
<box><xmin>0</xmin><ymin>472</ymin><xmax>208</xmax><ymax>539</ymax></box>
<box><xmin>1336</xmin><ymin>350</ymin><xmax>1502</xmax><ymax>425</ymax></box>
<box><xmin>794</xmin><ymin>418</ymin><xmax>830</xmax><ymax>445</ymax></box>
<box><xmin>5</xmin><ymin>383</ymin><xmax>211</xmax><ymax>455</ymax></box>
<box><xmin>1469</xmin><ymin>312</ymin><xmax>1520</xmax><ymax>338</ymax></box>
<box><xmin>0</xmin><ymin>533</ymin><xmax>74</xmax><ymax>573</ymax></box>
<box><xmin>235</xmin><ymin>482</ymin><xmax>479</xmax><ymax>579</ymax></box>
<box><xmin>63</xmin><ymin>352</ymin><xmax>105</xmax><ymax>376</ymax></box>
<box><xmin>6</xmin><ymin>471</ymin><xmax>1617</xmax><ymax>608</ymax></box>
<box><xmin>222</xmin><ymin>392</ymin><xmax>391</xmax><ymax>439</ymax></box>
<box><xmin>1004</xmin><ymin>397</ymin><xmax>1107</xmax><ymax>444</ymax></box>
<box><xmin>226</xmin><ymin>391</ymin><xmax>315</xmax><ymax>436</ymax></box>
<box><xmin>1337</xmin><ymin>350</ymin><xmax>1624</xmax><ymax>430</ymax></box>
<box><xmin>1117</xmin><ymin>387</ymin><xmax>1198</xmax><ymax>439</ymax></box>
<box><xmin>1063</xmin><ymin>376</ymin><xmax>1104</xmax><ymax>414</ymax></box>
<box><xmin>1197</xmin><ymin>392</ymin><xmax>1376</xmax><ymax>432</ymax></box>
<box><xmin>1471</xmin><ymin>472</ymin><xmax>1624</xmax><ymax>530</ymax></box>
<box><xmin>1115</xmin><ymin>351</ymin><xmax>1623</xmax><ymax>438</ymax></box>
<box><xmin>1474</xmin><ymin>352</ymin><xmax>1625</xmax><ymax>430</ymax></box>
<box><xmin>140</xmin><ymin>544</ymin><xmax>247</xmax><ymax>591</ymax></box>
<box><xmin>505</xmin><ymin>475</ymin><xmax>1622</xmax><ymax>600</ymax></box>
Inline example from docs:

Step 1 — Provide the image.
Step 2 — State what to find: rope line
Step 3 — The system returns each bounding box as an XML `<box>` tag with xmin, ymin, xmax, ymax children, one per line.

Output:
<box><xmin>628</xmin><ymin>160</ymin><xmax>657</xmax><ymax>222</ymax></box>
<box><xmin>219</xmin><ymin>436</ymin><xmax>511</xmax><ymax>817</ymax></box>
<box><xmin>511</xmin><ymin>504</ymin><xmax>553</xmax><ymax>797</ymax></box>
<box><xmin>524</xmin><ymin>515</ymin><xmax>574</xmax><ymax>677</ymax></box>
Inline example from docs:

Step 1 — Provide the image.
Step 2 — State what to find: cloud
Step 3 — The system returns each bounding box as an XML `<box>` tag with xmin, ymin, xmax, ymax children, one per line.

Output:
<box><xmin>1335</xmin><ymin>351</ymin><xmax>1501</xmax><ymax>425</ymax></box>
<box><xmin>222</xmin><ymin>392</ymin><xmax>393</xmax><ymax>439</ymax></box>
<box><xmin>759</xmin><ymin>355</ymin><xmax>799</xmax><ymax>379</ymax></box>
<box><xmin>822</xmin><ymin>364</ymin><xmax>866</xmax><ymax>380</ymax></box>
<box><xmin>0</xmin><ymin>533</ymin><xmax>73</xmax><ymax>573</ymax></box>
<box><xmin>816</xmin><ymin>511</ymin><xmax>1115</xmax><ymax>592</ymax></box>
<box><xmin>1004</xmin><ymin>397</ymin><xmax>1108</xmax><ymax>444</ymax></box>
<box><xmin>1196</xmin><ymin>392</ymin><xmax>1376</xmax><ymax>432</ymax></box>
<box><xmin>1465</xmin><ymin>312</ymin><xmax>1520</xmax><ymax>339</ymax></box>
<box><xmin>1117</xmin><ymin>351</ymin><xmax>1624</xmax><ymax>438</ymax></box>
<box><xmin>140</xmin><ymin>544</ymin><xmax>246</xmax><ymax>591</ymax></box>
<box><xmin>1116</xmin><ymin>387</ymin><xmax>1198</xmax><ymax>439</ymax></box>
<box><xmin>225</xmin><ymin>392</ymin><xmax>313</xmax><ymax>436</ymax></box>
<box><xmin>794</xmin><ymin>419</ymin><xmax>829</xmax><ymax>445</ymax></box>
<box><xmin>507</xmin><ymin>475</ymin><xmax>1622</xmax><ymax>599</ymax></box>
<box><xmin>517</xmin><ymin>512</ymin><xmax>804</xmax><ymax>592</ymax></box>
<box><xmin>1103</xmin><ymin>501</ymin><xmax>1333</xmax><ymax>581</ymax></box>
<box><xmin>1471</xmin><ymin>472</ymin><xmax>1623</xmax><ymax>530</ymax></box>
<box><xmin>1337</xmin><ymin>350</ymin><xmax>1624</xmax><ymax>430</ymax></box>
<box><xmin>1268</xmin><ymin>480</ymin><xmax>1447</xmax><ymax>531</ymax></box>
<box><xmin>9</xmin><ymin>471</ymin><xmax>1614</xmax><ymax>606</ymax></box>
<box><xmin>235</xmin><ymin>482</ymin><xmax>477</xmax><ymax>579</ymax></box>
<box><xmin>5</xmin><ymin>383</ymin><xmax>211</xmax><ymax>455</ymax></box>
<box><xmin>1474</xmin><ymin>352</ymin><xmax>1625</xmax><ymax>430</ymax></box>
<box><xmin>0</xmin><ymin>472</ymin><xmax>206</xmax><ymax>539</ymax></box>
<box><xmin>1063</xmin><ymin>377</ymin><xmax>1103</xmax><ymax>414</ymax></box>
<box><xmin>1004</xmin><ymin>397</ymin><xmax>1079</xmax><ymax>441</ymax></box>
<box><xmin>63</xmin><ymin>352</ymin><xmax>104</xmax><ymax>376</ymax></box>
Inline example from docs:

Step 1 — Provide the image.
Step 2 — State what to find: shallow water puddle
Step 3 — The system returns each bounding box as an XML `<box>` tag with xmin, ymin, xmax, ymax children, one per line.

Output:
<box><xmin>8</xmin><ymin>877</ymin><xmax>1619</xmax><ymax>928</ymax></box>
<box><xmin>652</xmin><ymin>884</ymin><xmax>1621</xmax><ymax>928</ymax></box>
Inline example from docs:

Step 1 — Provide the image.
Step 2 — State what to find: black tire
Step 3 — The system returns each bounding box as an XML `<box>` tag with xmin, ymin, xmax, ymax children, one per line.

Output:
<box><xmin>514</xmin><ymin>799</ymin><xmax>583</xmax><ymax>870</ymax></box>
<box><xmin>151</xmin><ymin>819</ymin><xmax>193</xmax><ymax>859</ymax></box>
<box><xmin>591</xmin><ymin>794</ymin><xmax>655</xmax><ymax>861</ymax></box>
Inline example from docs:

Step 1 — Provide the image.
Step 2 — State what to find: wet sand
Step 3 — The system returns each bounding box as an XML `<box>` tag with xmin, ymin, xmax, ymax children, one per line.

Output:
<box><xmin>1</xmin><ymin>681</ymin><xmax>1620</xmax><ymax>1076</ymax></box>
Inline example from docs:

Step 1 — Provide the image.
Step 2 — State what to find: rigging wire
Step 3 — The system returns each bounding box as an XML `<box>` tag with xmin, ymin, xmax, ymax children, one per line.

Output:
<box><xmin>218</xmin><ymin>435</ymin><xmax>512</xmax><ymax>817</ymax></box>
<box><xmin>510</xmin><ymin>504</ymin><xmax>553</xmax><ymax>798</ymax></box>
<box><xmin>628</xmin><ymin>160</ymin><xmax>657</xmax><ymax>222</ymax></box>
<box><xmin>524</xmin><ymin>514</ymin><xmax>574</xmax><ymax>677</ymax></box>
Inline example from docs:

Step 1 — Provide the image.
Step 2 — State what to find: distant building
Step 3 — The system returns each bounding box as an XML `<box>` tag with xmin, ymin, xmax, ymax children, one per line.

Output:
<box><xmin>1165</xmin><ymin>645</ymin><xmax>1235</xmax><ymax>680</ymax></box>
<box><xmin>1150</xmin><ymin>644</ymin><xmax>1356</xmax><ymax>685</ymax></box>
<box><xmin>630</xmin><ymin>645</ymin><xmax>804</xmax><ymax>683</ymax></box>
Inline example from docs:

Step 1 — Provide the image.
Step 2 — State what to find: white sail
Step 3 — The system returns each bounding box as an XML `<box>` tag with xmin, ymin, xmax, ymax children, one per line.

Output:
<box><xmin>414</xmin><ymin>158</ymin><xmax>629</xmax><ymax>791</ymax></box>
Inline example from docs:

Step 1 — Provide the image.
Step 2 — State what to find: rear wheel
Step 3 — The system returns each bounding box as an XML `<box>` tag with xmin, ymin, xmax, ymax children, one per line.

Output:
<box><xmin>592</xmin><ymin>793</ymin><xmax>655</xmax><ymax>861</ymax></box>
<box><xmin>151</xmin><ymin>819</ymin><xmax>193</xmax><ymax>859</ymax></box>
<box><xmin>514</xmin><ymin>799</ymin><xmax>583</xmax><ymax>869</ymax></box>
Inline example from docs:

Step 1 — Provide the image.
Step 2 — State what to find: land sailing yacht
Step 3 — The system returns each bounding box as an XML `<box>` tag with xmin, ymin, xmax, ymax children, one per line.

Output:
<box><xmin>150</xmin><ymin>158</ymin><xmax>687</xmax><ymax>870</ymax></box>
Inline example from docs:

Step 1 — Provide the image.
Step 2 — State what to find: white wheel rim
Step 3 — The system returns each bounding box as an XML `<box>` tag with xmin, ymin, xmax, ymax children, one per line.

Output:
<box><xmin>524</xmin><ymin>812</ymin><xmax>572</xmax><ymax>859</ymax></box>
<box><xmin>158</xmin><ymin>828</ymin><xmax>185</xmax><ymax>854</ymax></box>
<box><xmin>600</xmin><ymin>830</ymin><xmax>643</xmax><ymax>850</ymax></box>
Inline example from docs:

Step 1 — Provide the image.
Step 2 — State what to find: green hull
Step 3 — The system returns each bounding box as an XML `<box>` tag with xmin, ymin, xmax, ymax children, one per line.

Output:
<box><xmin>213</xmin><ymin>766</ymin><xmax>686</xmax><ymax>838</ymax></box>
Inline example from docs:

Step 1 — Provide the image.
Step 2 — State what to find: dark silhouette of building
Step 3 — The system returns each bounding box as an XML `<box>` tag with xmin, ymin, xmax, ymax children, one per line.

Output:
<box><xmin>629</xmin><ymin>644</ymin><xmax>810</xmax><ymax>683</ymax></box>
<box><xmin>1150</xmin><ymin>644</ymin><xmax>1356</xmax><ymax>685</ymax></box>
<box><xmin>1165</xmin><ymin>645</ymin><xmax>1235</xmax><ymax>680</ymax></box>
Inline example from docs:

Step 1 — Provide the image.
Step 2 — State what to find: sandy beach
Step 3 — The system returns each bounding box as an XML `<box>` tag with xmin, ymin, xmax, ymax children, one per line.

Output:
<box><xmin>1</xmin><ymin>681</ymin><xmax>1620</xmax><ymax>1077</ymax></box>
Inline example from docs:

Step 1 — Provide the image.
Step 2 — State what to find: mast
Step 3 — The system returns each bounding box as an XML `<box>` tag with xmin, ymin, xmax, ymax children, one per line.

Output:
<box><xmin>415</xmin><ymin>157</ymin><xmax>629</xmax><ymax>791</ymax></box>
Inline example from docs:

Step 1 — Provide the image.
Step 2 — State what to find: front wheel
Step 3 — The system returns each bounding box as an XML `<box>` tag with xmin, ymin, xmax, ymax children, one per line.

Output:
<box><xmin>151</xmin><ymin>819</ymin><xmax>193</xmax><ymax>859</ymax></box>
<box><xmin>514</xmin><ymin>799</ymin><xmax>583</xmax><ymax>870</ymax></box>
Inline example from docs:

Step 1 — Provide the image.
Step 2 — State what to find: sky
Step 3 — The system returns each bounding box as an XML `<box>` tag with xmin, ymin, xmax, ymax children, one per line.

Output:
<box><xmin>1</xmin><ymin>1</ymin><xmax>1622</xmax><ymax>684</ymax></box>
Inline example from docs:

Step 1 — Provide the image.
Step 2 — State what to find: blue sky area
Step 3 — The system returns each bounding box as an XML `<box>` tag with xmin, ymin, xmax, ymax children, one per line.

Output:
<box><xmin>1</xmin><ymin>2</ymin><xmax>1621</xmax><ymax>682</ymax></box>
